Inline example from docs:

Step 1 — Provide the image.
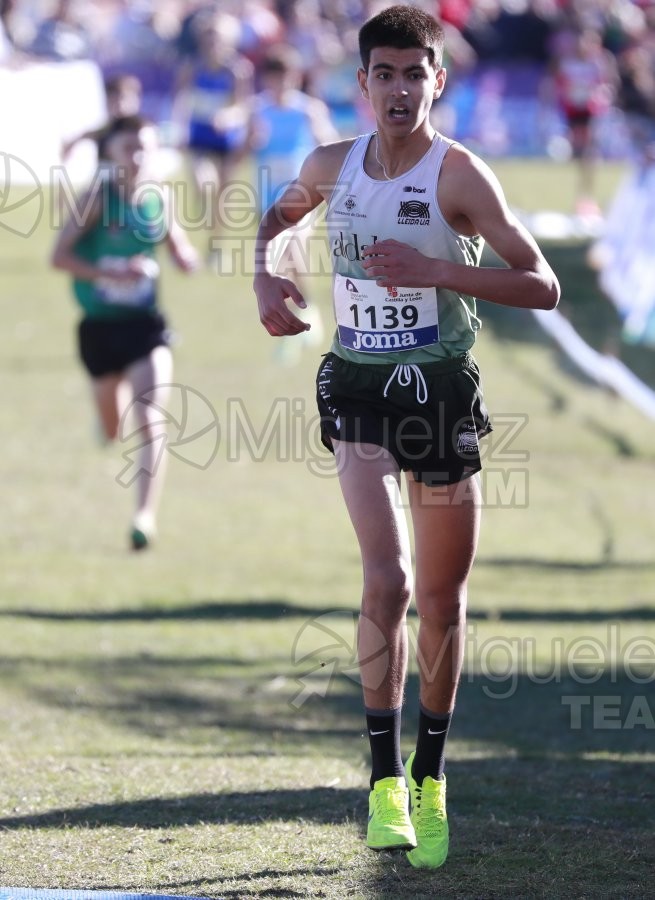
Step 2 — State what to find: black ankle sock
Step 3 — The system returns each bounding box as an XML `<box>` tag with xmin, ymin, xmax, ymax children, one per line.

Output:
<box><xmin>412</xmin><ymin>705</ymin><xmax>452</xmax><ymax>784</ymax></box>
<box><xmin>365</xmin><ymin>706</ymin><xmax>404</xmax><ymax>789</ymax></box>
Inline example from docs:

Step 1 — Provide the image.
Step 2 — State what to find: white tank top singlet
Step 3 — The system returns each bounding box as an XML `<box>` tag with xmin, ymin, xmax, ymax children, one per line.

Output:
<box><xmin>326</xmin><ymin>131</ymin><xmax>483</xmax><ymax>364</ymax></box>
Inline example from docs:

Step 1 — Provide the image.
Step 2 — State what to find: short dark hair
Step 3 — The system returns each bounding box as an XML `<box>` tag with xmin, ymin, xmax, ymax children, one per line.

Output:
<box><xmin>104</xmin><ymin>73</ymin><xmax>142</xmax><ymax>97</ymax></box>
<box><xmin>104</xmin><ymin>114</ymin><xmax>151</xmax><ymax>140</ymax></box>
<box><xmin>99</xmin><ymin>115</ymin><xmax>153</xmax><ymax>159</ymax></box>
<box><xmin>260</xmin><ymin>44</ymin><xmax>303</xmax><ymax>76</ymax></box>
<box><xmin>358</xmin><ymin>4</ymin><xmax>445</xmax><ymax>71</ymax></box>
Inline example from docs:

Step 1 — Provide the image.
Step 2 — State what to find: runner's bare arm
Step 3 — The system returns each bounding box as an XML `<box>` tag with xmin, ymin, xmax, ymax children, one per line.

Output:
<box><xmin>361</xmin><ymin>147</ymin><xmax>560</xmax><ymax>310</ymax></box>
<box><xmin>51</xmin><ymin>186</ymin><xmax>105</xmax><ymax>281</ymax></box>
<box><xmin>254</xmin><ymin>141</ymin><xmax>351</xmax><ymax>336</ymax></box>
<box><xmin>163</xmin><ymin>189</ymin><xmax>200</xmax><ymax>273</ymax></box>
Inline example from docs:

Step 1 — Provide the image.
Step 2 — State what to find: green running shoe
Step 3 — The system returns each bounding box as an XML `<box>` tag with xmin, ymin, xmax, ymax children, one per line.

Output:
<box><xmin>130</xmin><ymin>512</ymin><xmax>156</xmax><ymax>552</ymax></box>
<box><xmin>366</xmin><ymin>776</ymin><xmax>417</xmax><ymax>851</ymax></box>
<box><xmin>405</xmin><ymin>751</ymin><xmax>449</xmax><ymax>868</ymax></box>
<box><xmin>130</xmin><ymin>526</ymin><xmax>150</xmax><ymax>551</ymax></box>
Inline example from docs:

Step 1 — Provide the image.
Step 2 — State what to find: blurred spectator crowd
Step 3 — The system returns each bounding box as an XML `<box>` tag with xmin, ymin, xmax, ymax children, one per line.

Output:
<box><xmin>2</xmin><ymin>0</ymin><xmax>655</xmax><ymax>162</ymax></box>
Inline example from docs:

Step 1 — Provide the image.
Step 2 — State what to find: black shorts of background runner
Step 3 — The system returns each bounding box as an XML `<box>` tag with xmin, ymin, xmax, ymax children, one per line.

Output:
<box><xmin>78</xmin><ymin>312</ymin><xmax>171</xmax><ymax>378</ymax></box>
<box><xmin>316</xmin><ymin>351</ymin><xmax>492</xmax><ymax>487</ymax></box>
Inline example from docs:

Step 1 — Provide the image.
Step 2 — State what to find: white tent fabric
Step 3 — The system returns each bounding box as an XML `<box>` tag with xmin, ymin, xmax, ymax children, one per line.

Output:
<box><xmin>533</xmin><ymin>307</ymin><xmax>655</xmax><ymax>420</ymax></box>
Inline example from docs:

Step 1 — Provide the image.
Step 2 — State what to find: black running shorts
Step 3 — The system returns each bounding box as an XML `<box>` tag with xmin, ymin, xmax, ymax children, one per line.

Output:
<box><xmin>78</xmin><ymin>313</ymin><xmax>171</xmax><ymax>378</ymax></box>
<box><xmin>316</xmin><ymin>351</ymin><xmax>492</xmax><ymax>487</ymax></box>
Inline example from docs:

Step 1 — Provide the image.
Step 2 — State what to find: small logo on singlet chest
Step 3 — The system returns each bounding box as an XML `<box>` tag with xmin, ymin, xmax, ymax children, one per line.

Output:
<box><xmin>398</xmin><ymin>201</ymin><xmax>430</xmax><ymax>225</ymax></box>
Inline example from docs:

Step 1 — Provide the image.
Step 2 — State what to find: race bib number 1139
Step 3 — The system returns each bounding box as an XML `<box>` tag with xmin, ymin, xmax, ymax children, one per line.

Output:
<box><xmin>334</xmin><ymin>273</ymin><xmax>439</xmax><ymax>353</ymax></box>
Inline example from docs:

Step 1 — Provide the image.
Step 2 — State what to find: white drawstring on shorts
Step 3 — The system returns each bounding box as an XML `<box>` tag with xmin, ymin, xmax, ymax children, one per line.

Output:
<box><xmin>383</xmin><ymin>364</ymin><xmax>428</xmax><ymax>404</ymax></box>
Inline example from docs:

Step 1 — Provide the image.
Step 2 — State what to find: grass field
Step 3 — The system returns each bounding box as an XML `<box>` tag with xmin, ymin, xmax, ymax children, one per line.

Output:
<box><xmin>0</xmin><ymin>159</ymin><xmax>653</xmax><ymax>899</ymax></box>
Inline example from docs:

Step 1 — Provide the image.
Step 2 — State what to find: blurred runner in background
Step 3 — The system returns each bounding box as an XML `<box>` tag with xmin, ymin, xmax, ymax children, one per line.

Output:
<box><xmin>174</xmin><ymin>10</ymin><xmax>253</xmax><ymax>269</ymax></box>
<box><xmin>246</xmin><ymin>44</ymin><xmax>338</xmax><ymax>362</ymax></box>
<box><xmin>52</xmin><ymin>115</ymin><xmax>199</xmax><ymax>551</ymax></box>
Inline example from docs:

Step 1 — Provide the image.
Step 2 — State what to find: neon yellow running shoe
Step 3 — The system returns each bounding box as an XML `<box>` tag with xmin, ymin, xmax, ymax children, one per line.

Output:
<box><xmin>405</xmin><ymin>751</ymin><xmax>449</xmax><ymax>868</ymax></box>
<box><xmin>366</xmin><ymin>776</ymin><xmax>417</xmax><ymax>851</ymax></box>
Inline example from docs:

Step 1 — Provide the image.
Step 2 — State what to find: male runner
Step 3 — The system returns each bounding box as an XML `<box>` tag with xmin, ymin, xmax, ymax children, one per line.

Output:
<box><xmin>53</xmin><ymin>115</ymin><xmax>198</xmax><ymax>550</ymax></box>
<box><xmin>254</xmin><ymin>5</ymin><xmax>559</xmax><ymax>868</ymax></box>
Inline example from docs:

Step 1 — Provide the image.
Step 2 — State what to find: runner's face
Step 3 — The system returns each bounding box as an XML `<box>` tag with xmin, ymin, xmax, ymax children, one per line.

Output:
<box><xmin>108</xmin><ymin>127</ymin><xmax>157</xmax><ymax>180</ymax></box>
<box><xmin>358</xmin><ymin>46</ymin><xmax>446</xmax><ymax>135</ymax></box>
<box><xmin>107</xmin><ymin>85</ymin><xmax>141</xmax><ymax>118</ymax></box>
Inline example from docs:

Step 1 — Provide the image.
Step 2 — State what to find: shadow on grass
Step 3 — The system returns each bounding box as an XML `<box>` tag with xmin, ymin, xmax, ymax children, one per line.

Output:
<box><xmin>1</xmin><ymin>663</ymin><xmax>653</xmax><ymax>897</ymax></box>
<box><xmin>41</xmin><ymin>868</ymin><xmax>347</xmax><ymax>900</ymax></box>
<box><xmin>0</xmin><ymin>600</ymin><xmax>337</xmax><ymax>622</ymax></box>
<box><xmin>475</xmin><ymin>557</ymin><xmax>655</xmax><ymax>572</ymax></box>
<box><xmin>0</xmin><ymin>786</ymin><xmax>365</xmax><ymax>830</ymax></box>
<box><xmin>468</xmin><ymin>606</ymin><xmax>655</xmax><ymax>622</ymax></box>
<box><xmin>110</xmin><ymin>886</ymin><xmax>320</xmax><ymax>900</ymax></box>
<box><xmin>193</xmin><ymin>871</ymin><xmax>342</xmax><ymax>900</ymax></box>
<box><xmin>16</xmin><ymin>661</ymin><xmax>654</xmax><ymax>769</ymax></box>
<box><xmin>102</xmin><ymin>871</ymin><xmax>346</xmax><ymax>900</ymax></box>
<box><xmin>1</xmin><ymin>600</ymin><xmax>653</xmax><ymax>752</ymax></box>
<box><xmin>1</xmin><ymin>747</ymin><xmax>652</xmax><ymax>900</ymax></box>
<box><xmin>0</xmin><ymin>752</ymin><xmax>651</xmax><ymax>836</ymax></box>
<box><xmin>1</xmin><ymin>590</ymin><xmax>653</xmax><ymax>625</ymax></box>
